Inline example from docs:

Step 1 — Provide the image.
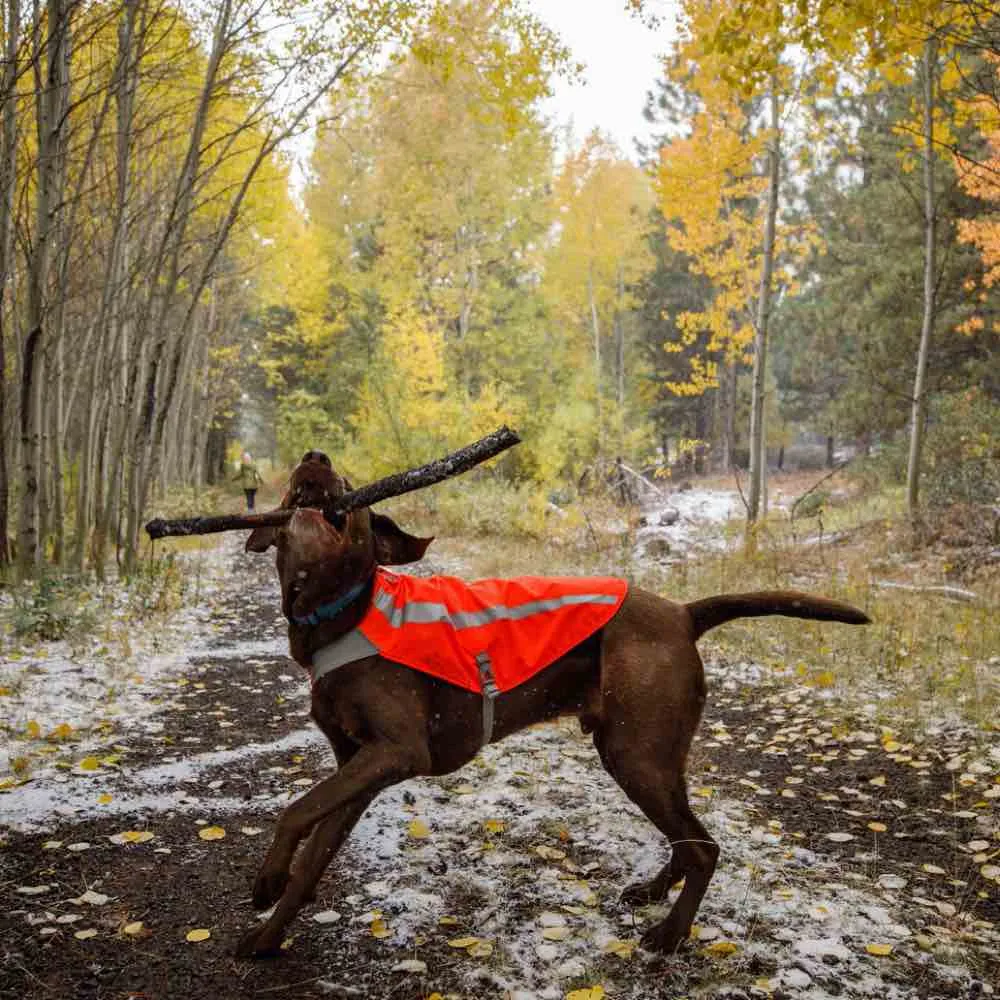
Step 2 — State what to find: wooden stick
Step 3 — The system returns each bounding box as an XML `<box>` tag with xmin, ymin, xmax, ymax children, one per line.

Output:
<box><xmin>145</xmin><ymin>425</ymin><xmax>521</xmax><ymax>540</ymax></box>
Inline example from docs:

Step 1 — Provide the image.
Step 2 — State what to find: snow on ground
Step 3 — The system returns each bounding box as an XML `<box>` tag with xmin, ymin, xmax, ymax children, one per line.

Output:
<box><xmin>3</xmin><ymin>505</ymin><xmax>998</xmax><ymax>999</ymax></box>
<box><xmin>634</xmin><ymin>487</ymin><xmax>744</xmax><ymax>562</ymax></box>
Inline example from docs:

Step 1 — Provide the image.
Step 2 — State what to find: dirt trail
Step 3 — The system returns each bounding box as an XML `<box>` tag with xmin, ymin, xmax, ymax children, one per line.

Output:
<box><xmin>1</xmin><ymin>538</ymin><xmax>997</xmax><ymax>1000</ymax></box>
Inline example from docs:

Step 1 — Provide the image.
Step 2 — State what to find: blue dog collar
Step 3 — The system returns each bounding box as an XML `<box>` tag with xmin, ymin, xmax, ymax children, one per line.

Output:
<box><xmin>292</xmin><ymin>580</ymin><xmax>368</xmax><ymax>626</ymax></box>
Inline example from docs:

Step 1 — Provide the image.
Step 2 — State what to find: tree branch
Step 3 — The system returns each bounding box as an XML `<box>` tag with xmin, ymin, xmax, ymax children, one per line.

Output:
<box><xmin>146</xmin><ymin>426</ymin><xmax>521</xmax><ymax>540</ymax></box>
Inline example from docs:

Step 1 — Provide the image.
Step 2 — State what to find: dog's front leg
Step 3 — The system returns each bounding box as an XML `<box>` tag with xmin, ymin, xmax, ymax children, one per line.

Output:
<box><xmin>238</xmin><ymin>739</ymin><xmax>427</xmax><ymax>958</ymax></box>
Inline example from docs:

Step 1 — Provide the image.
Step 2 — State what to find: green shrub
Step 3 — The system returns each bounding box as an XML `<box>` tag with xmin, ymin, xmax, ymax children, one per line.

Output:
<box><xmin>10</xmin><ymin>576</ymin><xmax>98</xmax><ymax>641</ymax></box>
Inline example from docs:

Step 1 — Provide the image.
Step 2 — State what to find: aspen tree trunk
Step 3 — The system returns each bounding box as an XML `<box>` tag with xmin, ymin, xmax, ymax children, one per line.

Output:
<box><xmin>18</xmin><ymin>0</ymin><xmax>69</xmax><ymax>575</ymax></box>
<box><xmin>0</xmin><ymin>0</ymin><xmax>19</xmax><ymax>566</ymax></box>
<box><xmin>747</xmin><ymin>86</ymin><xmax>780</xmax><ymax>525</ymax></box>
<box><xmin>588</xmin><ymin>265</ymin><xmax>602</xmax><ymax>458</ymax></box>
<box><xmin>906</xmin><ymin>35</ymin><xmax>938</xmax><ymax>519</ymax></box>
<box><xmin>614</xmin><ymin>261</ymin><xmax>625</xmax><ymax>411</ymax></box>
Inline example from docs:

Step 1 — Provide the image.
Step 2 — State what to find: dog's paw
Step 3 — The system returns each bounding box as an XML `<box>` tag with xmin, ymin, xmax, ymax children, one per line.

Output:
<box><xmin>620</xmin><ymin>878</ymin><xmax>664</xmax><ymax>906</ymax></box>
<box><xmin>252</xmin><ymin>869</ymin><xmax>290</xmax><ymax>910</ymax></box>
<box><xmin>235</xmin><ymin>925</ymin><xmax>285</xmax><ymax>960</ymax></box>
<box><xmin>639</xmin><ymin>917</ymin><xmax>688</xmax><ymax>955</ymax></box>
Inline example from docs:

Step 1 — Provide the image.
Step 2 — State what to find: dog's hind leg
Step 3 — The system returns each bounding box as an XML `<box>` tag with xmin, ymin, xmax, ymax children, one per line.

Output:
<box><xmin>237</xmin><ymin>792</ymin><xmax>376</xmax><ymax>958</ymax></box>
<box><xmin>594</xmin><ymin>671</ymin><xmax>718</xmax><ymax>953</ymax></box>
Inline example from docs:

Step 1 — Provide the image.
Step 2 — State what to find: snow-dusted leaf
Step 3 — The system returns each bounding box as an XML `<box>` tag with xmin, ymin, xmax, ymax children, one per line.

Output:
<box><xmin>542</xmin><ymin>926</ymin><xmax>572</xmax><ymax>941</ymax></box>
<box><xmin>186</xmin><ymin>928</ymin><xmax>211</xmax><ymax>942</ymax></box>
<box><xmin>980</xmin><ymin>864</ymin><xmax>1000</xmax><ymax>882</ymax></box>
<box><xmin>565</xmin><ymin>988</ymin><xmax>605</xmax><ymax>1000</ymax></box>
<box><xmin>109</xmin><ymin>830</ymin><xmax>154</xmax><ymax>845</ymax></box>
<box><xmin>198</xmin><ymin>826</ymin><xmax>226</xmax><ymax>841</ymax></box>
<box><xmin>447</xmin><ymin>936</ymin><xmax>481</xmax><ymax>949</ymax></box>
<box><xmin>74</xmin><ymin>928</ymin><xmax>98</xmax><ymax>940</ymax></box>
<box><xmin>603</xmin><ymin>938</ymin><xmax>637</xmax><ymax>958</ymax></box>
<box><xmin>370</xmin><ymin>917</ymin><xmax>391</xmax><ymax>939</ymax></box>
<box><xmin>921</xmin><ymin>863</ymin><xmax>946</xmax><ymax>875</ymax></box>
<box><xmin>56</xmin><ymin>914</ymin><xmax>82</xmax><ymax>924</ymax></box>
<box><xmin>877</xmin><ymin>874</ymin><xmax>907</xmax><ymax>890</ymax></box>
<box><xmin>827</xmin><ymin>832</ymin><xmax>855</xmax><ymax>842</ymax></box>
<box><xmin>313</xmin><ymin>910</ymin><xmax>341</xmax><ymax>924</ymax></box>
<box><xmin>867</xmin><ymin>822</ymin><xmax>887</xmax><ymax>833</ymax></box>
<box><xmin>407</xmin><ymin>819</ymin><xmax>430</xmax><ymax>839</ymax></box>
<box><xmin>468</xmin><ymin>940</ymin><xmax>493</xmax><ymax>958</ymax></box>
<box><xmin>483</xmin><ymin>818</ymin><xmax>506</xmax><ymax>835</ymax></box>
<box><xmin>391</xmin><ymin>959</ymin><xmax>427</xmax><ymax>973</ymax></box>
<box><xmin>534</xmin><ymin>845</ymin><xmax>566</xmax><ymax>861</ymax></box>
<box><xmin>16</xmin><ymin>885</ymin><xmax>50</xmax><ymax>896</ymax></box>
<box><xmin>123</xmin><ymin>921</ymin><xmax>144</xmax><ymax>936</ymax></box>
<box><xmin>67</xmin><ymin>842</ymin><xmax>90</xmax><ymax>852</ymax></box>
<box><xmin>71</xmin><ymin>890</ymin><xmax>109</xmax><ymax>906</ymax></box>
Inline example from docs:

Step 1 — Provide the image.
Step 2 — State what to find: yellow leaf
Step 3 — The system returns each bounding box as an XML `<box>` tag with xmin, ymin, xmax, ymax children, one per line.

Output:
<box><xmin>483</xmin><ymin>819</ymin><xmax>506</xmax><ymax>834</ymax></box>
<box><xmin>123</xmin><ymin>921</ymin><xmax>144</xmax><ymax>936</ymax></box>
<box><xmin>186</xmin><ymin>928</ymin><xmax>211</xmax><ymax>942</ymax></box>
<box><xmin>25</xmin><ymin>720</ymin><xmax>41</xmax><ymax>739</ymax></box>
<box><xmin>869</xmin><ymin>775</ymin><xmax>886</xmax><ymax>787</ymax></box>
<box><xmin>865</xmin><ymin>943</ymin><xmax>893</xmax><ymax>956</ymax></box>
<box><xmin>882</xmin><ymin>740</ymin><xmax>902</xmax><ymax>753</ymax></box>
<box><xmin>534</xmin><ymin>845</ymin><xmax>566</xmax><ymax>861</ymax></box>
<box><xmin>110</xmin><ymin>830</ymin><xmax>154</xmax><ymax>845</ymax></box>
<box><xmin>702</xmin><ymin>940</ymin><xmax>739</xmax><ymax>957</ymax></box>
<box><xmin>468</xmin><ymin>940</ymin><xmax>494</xmax><ymax>957</ymax></box>
<box><xmin>438</xmin><ymin>915</ymin><xmax>459</xmax><ymax>925</ymax></box>
<box><xmin>867</xmin><ymin>822</ymin><xmax>887</xmax><ymax>833</ymax></box>
<box><xmin>77</xmin><ymin>756</ymin><xmax>101</xmax><ymax>772</ymax></box>
<box><xmin>408</xmin><ymin>819</ymin><xmax>430</xmax><ymax>839</ymax></box>
<box><xmin>447</xmin><ymin>936</ymin><xmax>481</xmax><ymax>948</ymax></box>
<box><xmin>603</xmin><ymin>937</ymin><xmax>637</xmax><ymax>958</ymax></box>
<box><xmin>815</xmin><ymin>671</ymin><xmax>835</xmax><ymax>688</ymax></box>
<box><xmin>370</xmin><ymin>918</ymin><xmax>391</xmax><ymax>939</ymax></box>
<box><xmin>198</xmin><ymin>826</ymin><xmax>226</xmax><ymax>841</ymax></box>
<box><xmin>565</xmin><ymin>988</ymin><xmax>605</xmax><ymax>1000</ymax></box>
<box><xmin>542</xmin><ymin>926</ymin><xmax>572</xmax><ymax>941</ymax></box>
<box><xmin>48</xmin><ymin>723</ymin><xmax>73</xmax><ymax>740</ymax></box>
<box><xmin>97</xmin><ymin>793</ymin><xmax>113</xmax><ymax>805</ymax></box>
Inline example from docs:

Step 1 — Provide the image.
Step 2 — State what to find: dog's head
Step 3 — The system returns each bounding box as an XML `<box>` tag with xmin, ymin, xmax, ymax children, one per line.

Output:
<box><xmin>246</xmin><ymin>450</ymin><xmax>432</xmax><ymax>623</ymax></box>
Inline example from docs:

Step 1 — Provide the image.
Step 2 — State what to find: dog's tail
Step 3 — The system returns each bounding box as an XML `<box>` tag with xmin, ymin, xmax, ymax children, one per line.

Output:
<box><xmin>686</xmin><ymin>590</ymin><xmax>870</xmax><ymax>641</ymax></box>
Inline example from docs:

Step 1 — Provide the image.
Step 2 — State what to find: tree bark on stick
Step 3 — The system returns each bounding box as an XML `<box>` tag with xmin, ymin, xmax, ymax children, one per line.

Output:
<box><xmin>146</xmin><ymin>426</ymin><xmax>522</xmax><ymax>540</ymax></box>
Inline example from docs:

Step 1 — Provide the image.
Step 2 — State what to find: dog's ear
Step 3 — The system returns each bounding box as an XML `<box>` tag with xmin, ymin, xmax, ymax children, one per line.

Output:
<box><xmin>370</xmin><ymin>512</ymin><xmax>433</xmax><ymax>566</ymax></box>
<box><xmin>246</xmin><ymin>526</ymin><xmax>277</xmax><ymax>553</ymax></box>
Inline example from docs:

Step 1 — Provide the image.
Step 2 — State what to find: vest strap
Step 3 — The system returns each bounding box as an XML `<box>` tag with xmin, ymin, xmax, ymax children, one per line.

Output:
<box><xmin>475</xmin><ymin>652</ymin><xmax>500</xmax><ymax>746</ymax></box>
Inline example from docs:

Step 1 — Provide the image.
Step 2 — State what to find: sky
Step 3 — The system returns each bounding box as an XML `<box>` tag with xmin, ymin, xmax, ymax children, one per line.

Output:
<box><xmin>528</xmin><ymin>0</ymin><xmax>679</xmax><ymax>161</ymax></box>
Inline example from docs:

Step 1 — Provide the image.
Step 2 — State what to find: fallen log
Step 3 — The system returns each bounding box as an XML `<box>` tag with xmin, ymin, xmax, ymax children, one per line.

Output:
<box><xmin>145</xmin><ymin>426</ymin><xmax>521</xmax><ymax>541</ymax></box>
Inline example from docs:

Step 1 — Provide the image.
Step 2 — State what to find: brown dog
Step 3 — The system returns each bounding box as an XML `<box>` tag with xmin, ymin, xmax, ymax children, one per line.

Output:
<box><xmin>235</xmin><ymin>452</ymin><xmax>870</xmax><ymax>959</ymax></box>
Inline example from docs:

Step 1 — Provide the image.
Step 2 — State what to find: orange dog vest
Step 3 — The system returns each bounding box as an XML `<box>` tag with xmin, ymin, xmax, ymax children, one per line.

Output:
<box><xmin>311</xmin><ymin>569</ymin><xmax>628</xmax><ymax>741</ymax></box>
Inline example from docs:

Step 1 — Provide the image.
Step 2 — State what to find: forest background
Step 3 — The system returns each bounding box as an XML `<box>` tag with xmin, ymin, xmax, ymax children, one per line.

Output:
<box><xmin>0</xmin><ymin>0</ymin><xmax>998</xmax><ymax>579</ymax></box>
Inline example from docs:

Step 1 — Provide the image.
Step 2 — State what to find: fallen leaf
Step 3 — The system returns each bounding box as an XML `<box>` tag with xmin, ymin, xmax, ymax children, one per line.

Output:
<box><xmin>468</xmin><ymin>940</ymin><xmax>493</xmax><ymax>958</ymax></box>
<box><xmin>865</xmin><ymin>943</ymin><xmax>893</xmax><ymax>956</ymax></box>
<box><xmin>76</xmin><ymin>756</ymin><xmax>101</xmax><ymax>772</ymax></box>
<box><xmin>109</xmin><ymin>830</ymin><xmax>154</xmax><ymax>845</ymax></box>
<box><xmin>438</xmin><ymin>916</ymin><xmax>459</xmax><ymax>926</ymax></box>
<box><xmin>97</xmin><ymin>793</ymin><xmax>113</xmax><ymax>805</ymax></box>
<box><xmin>370</xmin><ymin>917</ymin><xmax>391</xmax><ymax>939</ymax></box>
<box><xmin>867</xmin><ymin>822</ymin><xmax>888</xmax><ymax>833</ymax></box>
<box><xmin>25</xmin><ymin>720</ymin><xmax>41</xmax><ymax>739</ymax></box>
<box><xmin>74</xmin><ymin>928</ymin><xmax>98</xmax><ymax>940</ymax></box>
<box><xmin>313</xmin><ymin>910</ymin><xmax>341</xmax><ymax>924</ymax></box>
<box><xmin>447</xmin><ymin>936</ymin><xmax>481</xmax><ymax>949</ymax></box>
<box><xmin>483</xmin><ymin>819</ymin><xmax>506</xmax><ymax>834</ymax></box>
<box><xmin>198</xmin><ymin>826</ymin><xmax>226</xmax><ymax>841</ymax></box>
<box><xmin>702</xmin><ymin>940</ymin><xmax>739</xmax><ymax>957</ymax></box>
<box><xmin>542</xmin><ymin>926</ymin><xmax>572</xmax><ymax>941</ymax></box>
<box><xmin>827</xmin><ymin>832</ymin><xmax>855</xmax><ymax>842</ymax></box>
<box><xmin>186</xmin><ymin>928</ymin><xmax>211</xmax><ymax>942</ymax></box>
<box><xmin>16</xmin><ymin>885</ymin><xmax>50</xmax><ymax>896</ymax></box>
<box><xmin>71</xmin><ymin>890</ymin><xmax>110</xmax><ymax>906</ymax></box>
<box><xmin>408</xmin><ymin>819</ymin><xmax>430</xmax><ymax>839</ymax></box>
<box><xmin>922</xmin><ymin>863</ymin><xmax>947</xmax><ymax>875</ymax></box>
<box><xmin>534</xmin><ymin>845</ymin><xmax>567</xmax><ymax>861</ymax></box>
<box><xmin>391</xmin><ymin>959</ymin><xmax>427</xmax><ymax>973</ymax></box>
<box><xmin>123</xmin><ymin>921</ymin><xmax>144</xmax><ymax>936</ymax></box>
<box><xmin>603</xmin><ymin>938</ymin><xmax>637</xmax><ymax>958</ymax></box>
<box><xmin>565</xmin><ymin>987</ymin><xmax>605</xmax><ymax>1000</ymax></box>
